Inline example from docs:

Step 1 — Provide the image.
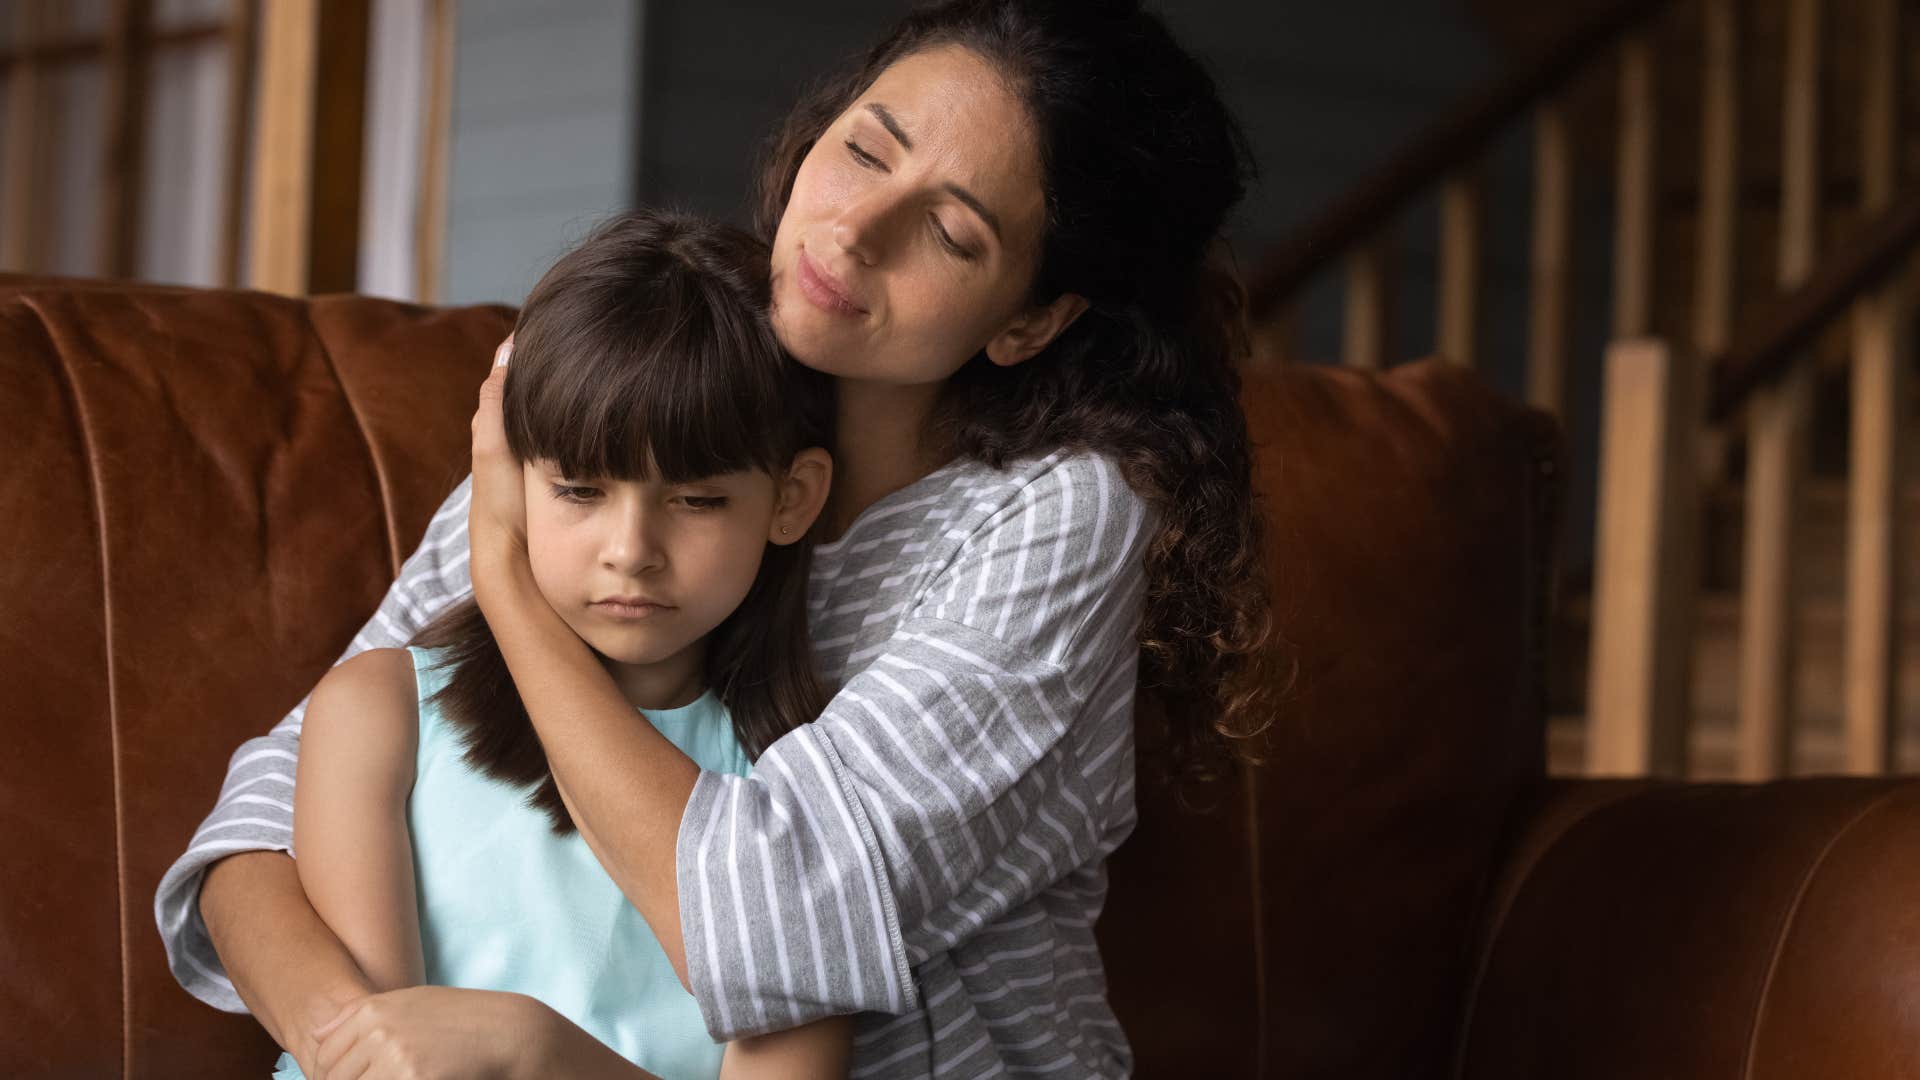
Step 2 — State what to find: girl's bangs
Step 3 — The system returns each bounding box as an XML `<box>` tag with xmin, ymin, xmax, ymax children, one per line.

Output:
<box><xmin>505</xmin><ymin>297</ymin><xmax>791</xmax><ymax>484</ymax></box>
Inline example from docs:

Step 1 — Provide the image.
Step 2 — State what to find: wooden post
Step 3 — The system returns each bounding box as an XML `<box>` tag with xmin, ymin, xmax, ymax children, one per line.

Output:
<box><xmin>1588</xmin><ymin>338</ymin><xmax>1701</xmax><ymax>777</ymax></box>
<box><xmin>1692</xmin><ymin>0</ymin><xmax>1739</xmax><ymax>358</ymax></box>
<box><xmin>413</xmin><ymin>0</ymin><xmax>456</xmax><ymax>305</ymax></box>
<box><xmin>1737</xmin><ymin>0</ymin><xmax>1820</xmax><ymax>781</ymax></box>
<box><xmin>1843</xmin><ymin>0</ymin><xmax>1905</xmax><ymax>774</ymax></box>
<box><xmin>1526</xmin><ymin>102</ymin><xmax>1573</xmax><ymax>415</ymax></box>
<box><xmin>247</xmin><ymin>0</ymin><xmax>370</xmax><ymax>295</ymax></box>
<box><xmin>99</xmin><ymin>0</ymin><xmax>154</xmax><ymax>279</ymax></box>
<box><xmin>220</xmin><ymin>0</ymin><xmax>258</xmax><ymax>288</ymax></box>
<box><xmin>1613</xmin><ymin>36</ymin><xmax>1656</xmax><ymax>340</ymax></box>
<box><xmin>1437</xmin><ymin>168</ymin><xmax>1485</xmax><ymax>368</ymax></box>
<box><xmin>2</xmin><ymin>1</ymin><xmax>53</xmax><ymax>273</ymax></box>
<box><xmin>1342</xmin><ymin>232</ymin><xmax>1396</xmax><ymax>370</ymax></box>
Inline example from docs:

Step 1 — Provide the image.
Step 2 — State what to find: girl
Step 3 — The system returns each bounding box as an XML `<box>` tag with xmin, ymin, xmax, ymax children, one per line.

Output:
<box><xmin>272</xmin><ymin>211</ymin><xmax>848</xmax><ymax>1079</ymax></box>
<box><xmin>159</xmin><ymin>2</ymin><xmax>1276</xmax><ymax>1076</ymax></box>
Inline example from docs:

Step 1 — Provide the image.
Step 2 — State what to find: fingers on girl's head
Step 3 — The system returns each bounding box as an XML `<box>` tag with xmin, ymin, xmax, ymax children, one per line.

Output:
<box><xmin>493</xmin><ymin>337</ymin><xmax>514</xmax><ymax>368</ymax></box>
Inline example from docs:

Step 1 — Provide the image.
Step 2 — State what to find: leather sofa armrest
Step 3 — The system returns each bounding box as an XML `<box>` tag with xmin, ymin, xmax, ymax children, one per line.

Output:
<box><xmin>1453</xmin><ymin>776</ymin><xmax>1920</xmax><ymax>1079</ymax></box>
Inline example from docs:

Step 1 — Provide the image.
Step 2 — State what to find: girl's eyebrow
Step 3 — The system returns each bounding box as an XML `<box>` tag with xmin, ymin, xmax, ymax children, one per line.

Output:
<box><xmin>865</xmin><ymin>102</ymin><xmax>1003</xmax><ymax>242</ymax></box>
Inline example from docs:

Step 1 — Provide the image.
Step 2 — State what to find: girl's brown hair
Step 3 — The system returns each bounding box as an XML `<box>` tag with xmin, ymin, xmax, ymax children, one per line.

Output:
<box><xmin>754</xmin><ymin>0</ymin><xmax>1278</xmax><ymax>785</ymax></box>
<box><xmin>413</xmin><ymin>210</ymin><xmax>834</xmax><ymax>833</ymax></box>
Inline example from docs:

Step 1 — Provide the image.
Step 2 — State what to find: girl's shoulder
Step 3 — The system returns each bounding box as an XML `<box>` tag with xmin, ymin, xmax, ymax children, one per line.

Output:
<box><xmin>305</xmin><ymin>648</ymin><xmax>423</xmax><ymax>752</ymax></box>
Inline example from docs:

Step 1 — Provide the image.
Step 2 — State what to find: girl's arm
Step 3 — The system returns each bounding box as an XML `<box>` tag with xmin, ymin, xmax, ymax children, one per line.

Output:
<box><xmin>720</xmin><ymin>1017</ymin><xmax>854</xmax><ymax>1080</ymax></box>
<box><xmin>292</xmin><ymin>647</ymin><xmax>426</xmax><ymax>992</ymax></box>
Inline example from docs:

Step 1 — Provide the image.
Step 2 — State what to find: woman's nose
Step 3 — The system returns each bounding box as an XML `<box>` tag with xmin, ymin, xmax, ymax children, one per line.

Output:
<box><xmin>831</xmin><ymin>190</ymin><xmax>892</xmax><ymax>265</ymax></box>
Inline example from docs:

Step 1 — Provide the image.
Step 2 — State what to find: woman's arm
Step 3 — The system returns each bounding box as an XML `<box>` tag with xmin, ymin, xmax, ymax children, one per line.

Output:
<box><xmin>475</xmin><ymin>549</ymin><xmax>699</xmax><ymax>984</ymax></box>
<box><xmin>198</xmin><ymin>852</ymin><xmax>375</xmax><ymax>1068</ymax></box>
<box><xmin>720</xmin><ymin>1017</ymin><xmax>854</xmax><ymax>1080</ymax></box>
<box><xmin>292</xmin><ymin>648</ymin><xmax>426</xmax><ymax>992</ymax></box>
<box><xmin>154</xmin><ymin>477</ymin><xmax>475</xmax><ymax>1042</ymax></box>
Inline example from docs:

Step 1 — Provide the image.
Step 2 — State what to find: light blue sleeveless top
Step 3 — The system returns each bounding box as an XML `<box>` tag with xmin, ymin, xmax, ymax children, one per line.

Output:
<box><xmin>274</xmin><ymin>646</ymin><xmax>751</xmax><ymax>1080</ymax></box>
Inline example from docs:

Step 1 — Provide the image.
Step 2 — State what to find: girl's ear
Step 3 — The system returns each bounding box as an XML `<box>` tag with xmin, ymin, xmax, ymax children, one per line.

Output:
<box><xmin>769</xmin><ymin>447</ymin><xmax>833</xmax><ymax>545</ymax></box>
<box><xmin>983</xmin><ymin>292</ymin><xmax>1090</xmax><ymax>368</ymax></box>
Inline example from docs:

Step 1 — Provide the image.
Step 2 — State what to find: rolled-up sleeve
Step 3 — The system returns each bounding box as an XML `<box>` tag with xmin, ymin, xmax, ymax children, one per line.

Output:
<box><xmin>152</xmin><ymin>477</ymin><xmax>477</xmax><ymax>1011</ymax></box>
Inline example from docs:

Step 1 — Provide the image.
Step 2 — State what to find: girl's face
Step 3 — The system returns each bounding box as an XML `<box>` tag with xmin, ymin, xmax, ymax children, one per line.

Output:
<box><xmin>769</xmin><ymin>45</ymin><xmax>1075</xmax><ymax>386</ymax></box>
<box><xmin>522</xmin><ymin>454</ymin><xmax>826</xmax><ymax>706</ymax></box>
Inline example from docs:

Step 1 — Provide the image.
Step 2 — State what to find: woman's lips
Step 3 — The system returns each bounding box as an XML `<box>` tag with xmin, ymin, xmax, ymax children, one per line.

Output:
<box><xmin>796</xmin><ymin>250</ymin><xmax>866</xmax><ymax>317</ymax></box>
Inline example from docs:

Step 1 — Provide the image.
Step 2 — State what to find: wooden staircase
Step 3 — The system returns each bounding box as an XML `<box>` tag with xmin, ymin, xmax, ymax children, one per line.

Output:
<box><xmin>1245</xmin><ymin>0</ymin><xmax>1919</xmax><ymax>781</ymax></box>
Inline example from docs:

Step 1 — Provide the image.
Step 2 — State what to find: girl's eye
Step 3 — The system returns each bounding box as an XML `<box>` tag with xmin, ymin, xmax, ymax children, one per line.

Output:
<box><xmin>844</xmin><ymin>138</ymin><xmax>886</xmax><ymax>171</ymax></box>
<box><xmin>680</xmin><ymin>495</ymin><xmax>728</xmax><ymax>511</ymax></box>
<box><xmin>550</xmin><ymin>483</ymin><xmax>601</xmax><ymax>503</ymax></box>
<box><xmin>930</xmin><ymin>217</ymin><xmax>975</xmax><ymax>261</ymax></box>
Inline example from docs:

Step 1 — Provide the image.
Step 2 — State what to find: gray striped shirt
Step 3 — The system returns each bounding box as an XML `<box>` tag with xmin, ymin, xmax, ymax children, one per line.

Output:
<box><xmin>155</xmin><ymin>448</ymin><xmax>1148</xmax><ymax>1077</ymax></box>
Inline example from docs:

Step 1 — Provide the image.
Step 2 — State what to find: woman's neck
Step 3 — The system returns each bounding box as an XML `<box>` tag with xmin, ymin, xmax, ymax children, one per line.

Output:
<box><xmin>822</xmin><ymin>378</ymin><xmax>953</xmax><ymax>542</ymax></box>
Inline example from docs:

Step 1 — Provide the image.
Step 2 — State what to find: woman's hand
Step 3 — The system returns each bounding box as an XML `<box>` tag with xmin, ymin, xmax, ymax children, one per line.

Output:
<box><xmin>307</xmin><ymin>985</ymin><xmax>552</xmax><ymax>1080</ymax></box>
<box><xmin>470</xmin><ymin>336</ymin><xmax>528</xmax><ymax>600</ymax></box>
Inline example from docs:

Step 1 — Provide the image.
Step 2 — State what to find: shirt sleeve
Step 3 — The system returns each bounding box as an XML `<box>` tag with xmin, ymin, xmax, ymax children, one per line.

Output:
<box><xmin>675</xmin><ymin>454</ymin><xmax>1153</xmax><ymax>1040</ymax></box>
<box><xmin>151</xmin><ymin>478</ymin><xmax>477</xmax><ymax>1012</ymax></box>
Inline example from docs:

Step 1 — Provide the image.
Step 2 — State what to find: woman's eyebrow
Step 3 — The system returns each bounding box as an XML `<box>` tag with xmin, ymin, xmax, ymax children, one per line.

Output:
<box><xmin>866</xmin><ymin>102</ymin><xmax>1003</xmax><ymax>241</ymax></box>
<box><xmin>866</xmin><ymin>103</ymin><xmax>914</xmax><ymax>150</ymax></box>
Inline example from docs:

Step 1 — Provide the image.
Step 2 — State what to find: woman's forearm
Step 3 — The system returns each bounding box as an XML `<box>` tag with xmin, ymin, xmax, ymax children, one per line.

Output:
<box><xmin>474</xmin><ymin>543</ymin><xmax>700</xmax><ymax>983</ymax></box>
<box><xmin>199</xmin><ymin>851</ymin><xmax>374</xmax><ymax>1062</ymax></box>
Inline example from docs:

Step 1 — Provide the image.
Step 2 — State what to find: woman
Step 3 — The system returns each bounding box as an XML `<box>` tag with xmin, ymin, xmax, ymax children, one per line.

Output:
<box><xmin>155</xmin><ymin>1</ymin><xmax>1272</xmax><ymax>1076</ymax></box>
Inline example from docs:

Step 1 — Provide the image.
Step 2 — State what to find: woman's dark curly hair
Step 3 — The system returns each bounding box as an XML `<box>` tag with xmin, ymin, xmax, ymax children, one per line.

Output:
<box><xmin>755</xmin><ymin>0</ymin><xmax>1277</xmax><ymax>785</ymax></box>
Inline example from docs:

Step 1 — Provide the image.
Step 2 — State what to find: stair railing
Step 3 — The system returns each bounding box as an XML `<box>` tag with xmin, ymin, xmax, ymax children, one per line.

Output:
<box><xmin>1244</xmin><ymin>0</ymin><xmax>1912</xmax><ymax>780</ymax></box>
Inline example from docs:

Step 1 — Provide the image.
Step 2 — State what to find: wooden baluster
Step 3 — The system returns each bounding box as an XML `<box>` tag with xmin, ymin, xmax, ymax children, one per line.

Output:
<box><xmin>1693</xmin><ymin>0</ymin><xmax>1739</xmax><ymax>359</ymax></box>
<box><xmin>1437</xmin><ymin>168</ymin><xmax>1485</xmax><ymax>368</ymax></box>
<box><xmin>2</xmin><ymin>1</ymin><xmax>53</xmax><ymax>273</ymax></box>
<box><xmin>220</xmin><ymin>0</ymin><xmax>258</xmax><ymax>288</ymax></box>
<box><xmin>1613</xmin><ymin>36</ymin><xmax>1656</xmax><ymax>340</ymax></box>
<box><xmin>413</xmin><ymin>0</ymin><xmax>456</xmax><ymax>305</ymax></box>
<box><xmin>247</xmin><ymin>0</ymin><xmax>370</xmax><ymax>295</ymax></box>
<box><xmin>1588</xmin><ymin>339</ymin><xmax>1700</xmax><ymax>777</ymax></box>
<box><xmin>100</xmin><ymin>0</ymin><xmax>153</xmax><ymax>279</ymax></box>
<box><xmin>1342</xmin><ymin>232</ymin><xmax>1396</xmax><ymax>370</ymax></box>
<box><xmin>1737</xmin><ymin>0</ymin><xmax>1820</xmax><ymax>781</ymax></box>
<box><xmin>1844</xmin><ymin>0</ymin><xmax>1906</xmax><ymax>774</ymax></box>
<box><xmin>1527</xmin><ymin>103</ymin><xmax>1573</xmax><ymax>414</ymax></box>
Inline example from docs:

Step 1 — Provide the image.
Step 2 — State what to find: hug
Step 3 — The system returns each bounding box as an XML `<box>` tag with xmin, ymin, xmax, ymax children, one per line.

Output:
<box><xmin>155</xmin><ymin>1</ymin><xmax>1268</xmax><ymax>1075</ymax></box>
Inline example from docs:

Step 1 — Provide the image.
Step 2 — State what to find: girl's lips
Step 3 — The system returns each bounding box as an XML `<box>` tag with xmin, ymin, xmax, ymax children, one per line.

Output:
<box><xmin>592</xmin><ymin>599</ymin><xmax>673</xmax><ymax>620</ymax></box>
<box><xmin>796</xmin><ymin>250</ymin><xmax>866</xmax><ymax>317</ymax></box>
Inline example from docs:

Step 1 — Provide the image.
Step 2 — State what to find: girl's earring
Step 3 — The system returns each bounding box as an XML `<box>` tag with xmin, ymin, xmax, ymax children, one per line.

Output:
<box><xmin>781</xmin><ymin>525</ymin><xmax>792</xmax><ymax>536</ymax></box>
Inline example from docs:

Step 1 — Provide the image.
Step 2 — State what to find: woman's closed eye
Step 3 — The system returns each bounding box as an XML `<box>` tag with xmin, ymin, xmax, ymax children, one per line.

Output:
<box><xmin>677</xmin><ymin>494</ymin><xmax>728</xmax><ymax>511</ymax></box>
<box><xmin>844</xmin><ymin>138</ymin><xmax>886</xmax><ymax>172</ymax></box>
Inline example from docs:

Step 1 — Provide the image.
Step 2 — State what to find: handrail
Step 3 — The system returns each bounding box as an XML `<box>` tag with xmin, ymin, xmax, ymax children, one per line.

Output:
<box><xmin>1707</xmin><ymin>189</ymin><xmax>1920</xmax><ymax>421</ymax></box>
<box><xmin>1243</xmin><ymin>0</ymin><xmax>1676</xmax><ymax>321</ymax></box>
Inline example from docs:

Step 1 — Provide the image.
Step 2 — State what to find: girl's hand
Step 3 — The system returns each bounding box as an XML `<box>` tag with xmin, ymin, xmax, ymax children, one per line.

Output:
<box><xmin>308</xmin><ymin>985</ymin><xmax>552</xmax><ymax>1080</ymax></box>
<box><xmin>470</xmin><ymin>336</ymin><xmax>527</xmax><ymax>586</ymax></box>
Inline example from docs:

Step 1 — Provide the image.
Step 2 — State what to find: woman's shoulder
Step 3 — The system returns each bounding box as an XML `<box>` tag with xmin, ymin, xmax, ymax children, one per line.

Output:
<box><xmin>930</xmin><ymin>449</ymin><xmax>1154</xmax><ymax>581</ymax></box>
<box><xmin>947</xmin><ymin>447</ymin><xmax>1146</xmax><ymax>519</ymax></box>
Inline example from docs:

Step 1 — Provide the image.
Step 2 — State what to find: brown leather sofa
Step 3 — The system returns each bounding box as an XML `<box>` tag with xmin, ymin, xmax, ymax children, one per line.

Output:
<box><xmin>4</xmin><ymin>274</ymin><xmax>1917</xmax><ymax>1078</ymax></box>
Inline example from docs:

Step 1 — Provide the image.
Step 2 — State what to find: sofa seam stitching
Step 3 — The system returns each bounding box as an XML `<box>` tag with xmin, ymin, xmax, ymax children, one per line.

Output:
<box><xmin>308</xmin><ymin>306</ymin><xmax>405</xmax><ymax>578</ymax></box>
<box><xmin>32</xmin><ymin>294</ymin><xmax>131</xmax><ymax>1078</ymax></box>
<box><xmin>1446</xmin><ymin>783</ymin><xmax>1643</xmax><ymax>1078</ymax></box>
<box><xmin>1740</xmin><ymin>784</ymin><xmax>1903</xmax><ymax>1079</ymax></box>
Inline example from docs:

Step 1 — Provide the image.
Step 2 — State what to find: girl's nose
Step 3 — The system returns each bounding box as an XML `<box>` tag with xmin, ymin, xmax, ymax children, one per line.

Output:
<box><xmin>602</xmin><ymin>510</ymin><xmax>665</xmax><ymax>574</ymax></box>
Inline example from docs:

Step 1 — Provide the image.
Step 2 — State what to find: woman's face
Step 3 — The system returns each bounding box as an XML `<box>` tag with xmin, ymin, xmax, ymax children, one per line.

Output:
<box><xmin>769</xmin><ymin>45</ymin><xmax>1053</xmax><ymax>385</ymax></box>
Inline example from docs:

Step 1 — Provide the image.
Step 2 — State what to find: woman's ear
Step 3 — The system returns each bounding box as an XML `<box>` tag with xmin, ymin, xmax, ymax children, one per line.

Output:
<box><xmin>768</xmin><ymin>447</ymin><xmax>833</xmax><ymax>545</ymax></box>
<box><xmin>983</xmin><ymin>292</ymin><xmax>1090</xmax><ymax>368</ymax></box>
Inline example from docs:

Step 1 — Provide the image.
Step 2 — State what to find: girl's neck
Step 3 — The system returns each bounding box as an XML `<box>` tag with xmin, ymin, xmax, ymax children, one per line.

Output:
<box><xmin>823</xmin><ymin>378</ymin><xmax>953</xmax><ymax>543</ymax></box>
<box><xmin>603</xmin><ymin>642</ymin><xmax>707</xmax><ymax>713</ymax></box>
